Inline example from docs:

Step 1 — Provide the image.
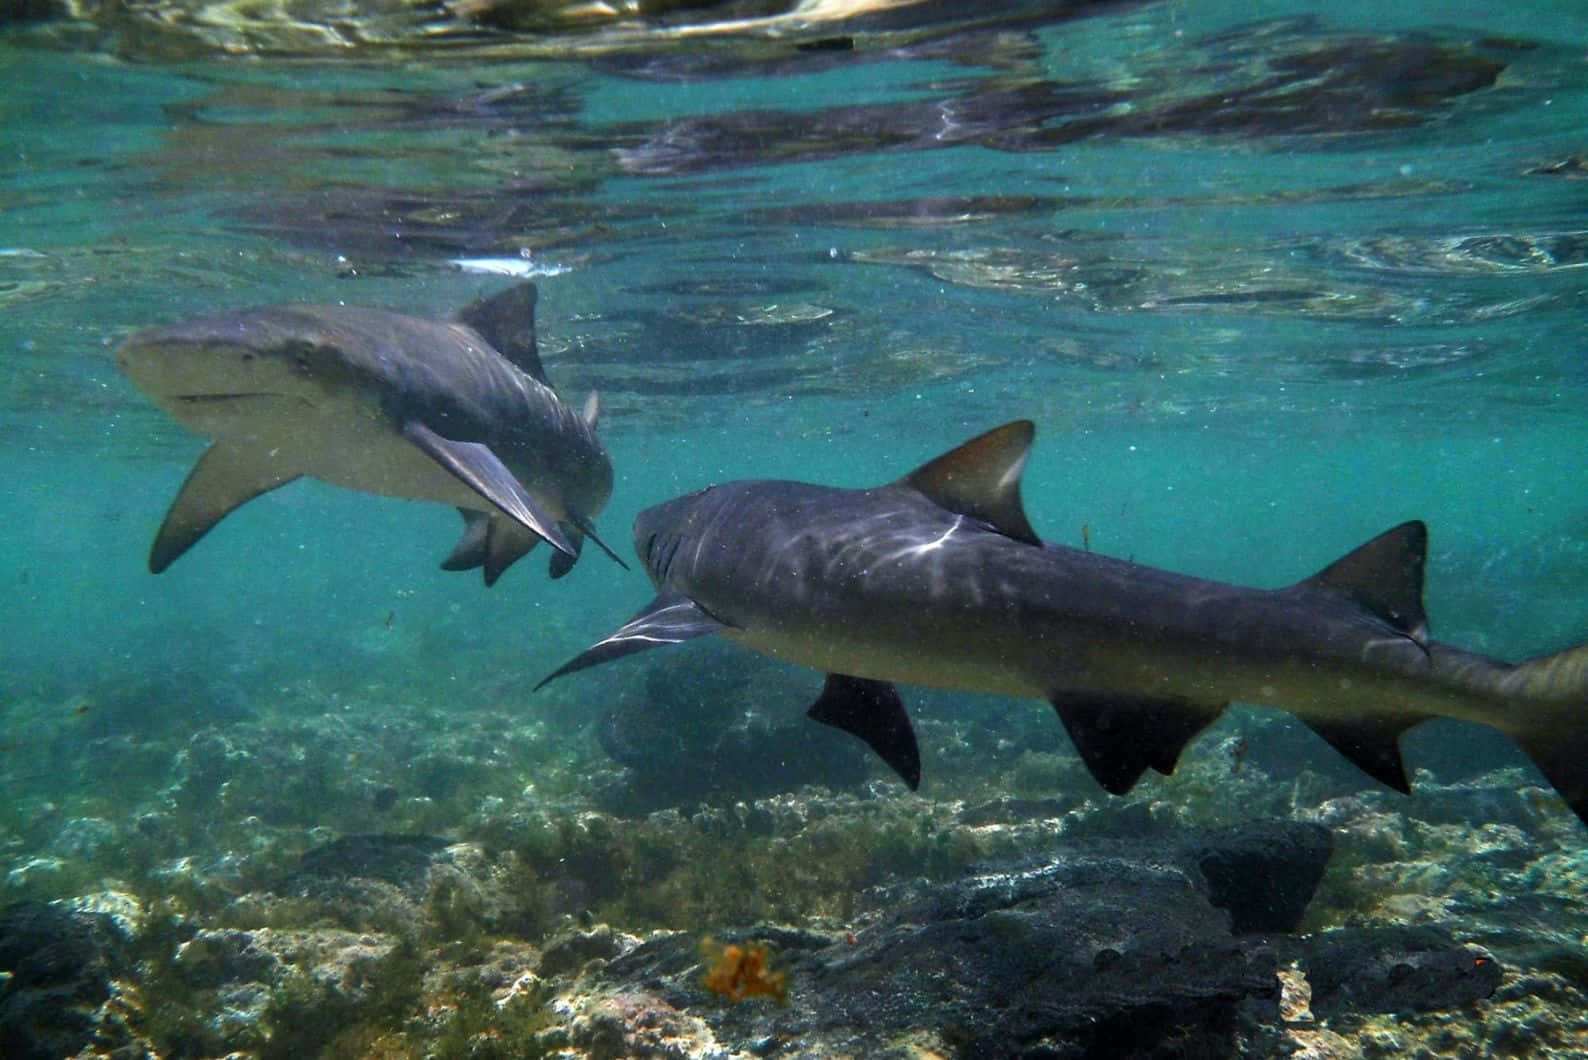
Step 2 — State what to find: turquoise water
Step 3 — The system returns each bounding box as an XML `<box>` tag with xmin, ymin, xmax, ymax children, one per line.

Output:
<box><xmin>4</xmin><ymin>0</ymin><xmax>1588</xmax><ymax>1053</ymax></box>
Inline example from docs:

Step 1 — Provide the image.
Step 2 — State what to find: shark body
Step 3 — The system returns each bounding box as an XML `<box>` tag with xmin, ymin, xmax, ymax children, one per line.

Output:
<box><xmin>542</xmin><ymin>421</ymin><xmax>1588</xmax><ymax>824</ymax></box>
<box><xmin>117</xmin><ymin>281</ymin><xmax>621</xmax><ymax>584</ymax></box>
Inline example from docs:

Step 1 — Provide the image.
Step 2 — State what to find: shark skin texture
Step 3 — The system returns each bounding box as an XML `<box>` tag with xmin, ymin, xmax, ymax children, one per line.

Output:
<box><xmin>541</xmin><ymin>421</ymin><xmax>1588</xmax><ymax>826</ymax></box>
<box><xmin>117</xmin><ymin>281</ymin><xmax>623</xmax><ymax>585</ymax></box>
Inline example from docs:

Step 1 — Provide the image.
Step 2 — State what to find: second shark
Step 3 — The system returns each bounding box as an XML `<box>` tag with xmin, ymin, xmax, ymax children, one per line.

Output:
<box><xmin>541</xmin><ymin>421</ymin><xmax>1588</xmax><ymax>826</ymax></box>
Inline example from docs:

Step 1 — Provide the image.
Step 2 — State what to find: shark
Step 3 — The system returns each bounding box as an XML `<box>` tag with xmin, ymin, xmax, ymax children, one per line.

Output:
<box><xmin>539</xmin><ymin>420</ymin><xmax>1588</xmax><ymax>826</ymax></box>
<box><xmin>116</xmin><ymin>281</ymin><xmax>623</xmax><ymax>585</ymax></box>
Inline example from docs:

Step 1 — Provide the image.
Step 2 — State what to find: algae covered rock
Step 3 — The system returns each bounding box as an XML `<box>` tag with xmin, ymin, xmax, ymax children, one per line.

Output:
<box><xmin>571</xmin><ymin>823</ymin><xmax>1342</xmax><ymax>1057</ymax></box>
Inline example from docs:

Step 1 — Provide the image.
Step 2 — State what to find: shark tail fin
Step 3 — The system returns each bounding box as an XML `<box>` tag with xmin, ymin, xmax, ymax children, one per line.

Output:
<box><xmin>1502</xmin><ymin>642</ymin><xmax>1588</xmax><ymax>827</ymax></box>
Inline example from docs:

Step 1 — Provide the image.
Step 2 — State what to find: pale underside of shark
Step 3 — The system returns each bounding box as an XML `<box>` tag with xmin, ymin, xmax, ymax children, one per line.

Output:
<box><xmin>116</xmin><ymin>281</ymin><xmax>623</xmax><ymax>585</ymax></box>
<box><xmin>540</xmin><ymin>421</ymin><xmax>1588</xmax><ymax>826</ymax></box>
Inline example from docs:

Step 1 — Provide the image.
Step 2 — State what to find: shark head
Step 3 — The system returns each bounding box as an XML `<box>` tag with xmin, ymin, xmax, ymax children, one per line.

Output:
<box><xmin>634</xmin><ymin>485</ymin><xmax>734</xmax><ymax>589</ymax></box>
<box><xmin>116</xmin><ymin>309</ymin><xmax>363</xmax><ymax>438</ymax></box>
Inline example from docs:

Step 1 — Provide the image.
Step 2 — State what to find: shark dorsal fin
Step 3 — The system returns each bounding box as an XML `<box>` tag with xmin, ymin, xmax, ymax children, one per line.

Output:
<box><xmin>1299</xmin><ymin>521</ymin><xmax>1429</xmax><ymax>643</ymax></box>
<box><xmin>898</xmin><ymin>420</ymin><xmax>1041</xmax><ymax>545</ymax></box>
<box><xmin>456</xmin><ymin>281</ymin><xmax>550</xmax><ymax>387</ymax></box>
<box><xmin>582</xmin><ymin>390</ymin><xmax>601</xmax><ymax>428</ymax></box>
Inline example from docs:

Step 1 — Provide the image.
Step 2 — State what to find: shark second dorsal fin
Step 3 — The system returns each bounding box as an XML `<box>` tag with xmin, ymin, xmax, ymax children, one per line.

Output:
<box><xmin>898</xmin><ymin>420</ymin><xmax>1041</xmax><ymax>545</ymax></box>
<box><xmin>456</xmin><ymin>281</ymin><xmax>549</xmax><ymax>387</ymax></box>
<box><xmin>1299</xmin><ymin>521</ymin><xmax>1429</xmax><ymax>643</ymax></box>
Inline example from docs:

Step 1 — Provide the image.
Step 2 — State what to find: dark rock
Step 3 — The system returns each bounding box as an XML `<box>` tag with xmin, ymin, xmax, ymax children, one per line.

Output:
<box><xmin>172</xmin><ymin>928</ymin><xmax>282</xmax><ymax>989</ymax></box>
<box><xmin>574</xmin><ymin>822</ymin><xmax>1338</xmax><ymax>1056</ymax></box>
<box><xmin>1292</xmin><ymin>927</ymin><xmax>1503</xmax><ymax>1017</ymax></box>
<box><xmin>595</xmin><ymin>850</ymin><xmax>1280</xmax><ymax>1058</ymax></box>
<box><xmin>825</xmin><ymin>856</ymin><xmax>1279</xmax><ymax>1058</ymax></box>
<box><xmin>0</xmin><ymin>0</ymin><xmax>67</xmax><ymax>25</ymax></box>
<box><xmin>538</xmin><ymin>925</ymin><xmax>625</xmax><ymax>978</ymax></box>
<box><xmin>1187</xmin><ymin>821</ymin><xmax>1334</xmax><ymax>933</ymax></box>
<box><xmin>285</xmin><ymin>833</ymin><xmax>451</xmax><ymax>898</ymax></box>
<box><xmin>0</xmin><ymin>900</ymin><xmax>134</xmax><ymax>1060</ymax></box>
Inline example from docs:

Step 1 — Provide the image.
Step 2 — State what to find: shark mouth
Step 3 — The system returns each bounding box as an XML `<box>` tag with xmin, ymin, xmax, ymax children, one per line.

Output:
<box><xmin>173</xmin><ymin>392</ymin><xmax>283</xmax><ymax>404</ymax></box>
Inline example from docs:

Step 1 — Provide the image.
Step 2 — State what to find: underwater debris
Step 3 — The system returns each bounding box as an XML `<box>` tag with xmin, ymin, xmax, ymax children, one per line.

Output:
<box><xmin>700</xmin><ymin>937</ymin><xmax>787</xmax><ymax>1004</ymax></box>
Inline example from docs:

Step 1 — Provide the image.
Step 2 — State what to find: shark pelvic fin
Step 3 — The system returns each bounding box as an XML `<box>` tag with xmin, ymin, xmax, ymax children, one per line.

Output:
<box><xmin>534</xmin><ymin>591</ymin><xmax>727</xmax><ymax>691</ymax></box>
<box><xmin>548</xmin><ymin>535</ymin><xmax>581</xmax><ymax>579</ymax></box>
<box><xmin>150</xmin><ymin>442</ymin><xmax>301</xmax><ymax>573</ymax></box>
<box><xmin>899</xmin><ymin>420</ymin><xmax>1041</xmax><ymax>545</ymax></box>
<box><xmin>1300</xmin><ymin>715</ymin><xmax>1424</xmax><ymax>793</ymax></box>
<box><xmin>485</xmin><ymin>520</ymin><xmax>540</xmax><ymax>585</ymax></box>
<box><xmin>441</xmin><ymin>508</ymin><xmax>492</xmax><ymax>571</ymax></box>
<box><xmin>440</xmin><ymin>509</ymin><xmax>543</xmax><ymax>586</ymax></box>
<box><xmin>456</xmin><ymin>281</ymin><xmax>549</xmax><ymax>386</ymax></box>
<box><xmin>807</xmin><ymin>674</ymin><xmax>921</xmax><ymax>790</ymax></box>
<box><xmin>1050</xmin><ymin>691</ymin><xmax>1226</xmax><ymax>795</ymax></box>
<box><xmin>1300</xmin><ymin>521</ymin><xmax>1429</xmax><ymax>644</ymax></box>
<box><xmin>401</xmin><ymin>420</ymin><xmax>576</xmax><ymax>558</ymax></box>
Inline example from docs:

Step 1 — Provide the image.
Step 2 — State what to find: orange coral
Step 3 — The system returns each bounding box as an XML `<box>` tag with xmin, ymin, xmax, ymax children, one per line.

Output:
<box><xmin>700</xmin><ymin>938</ymin><xmax>788</xmax><ymax>1004</ymax></box>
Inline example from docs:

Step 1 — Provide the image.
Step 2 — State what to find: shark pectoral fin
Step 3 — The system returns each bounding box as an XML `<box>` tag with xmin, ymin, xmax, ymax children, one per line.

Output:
<box><xmin>1301</xmin><ymin>716</ymin><xmax>1426</xmax><ymax>794</ymax></box>
<box><xmin>534</xmin><ymin>591</ymin><xmax>726</xmax><ymax>691</ymax></box>
<box><xmin>898</xmin><ymin>420</ymin><xmax>1041</xmax><ymax>545</ymax></box>
<box><xmin>150</xmin><ymin>443</ymin><xmax>301</xmax><ymax>573</ymax></box>
<box><xmin>401</xmin><ymin>421</ymin><xmax>576</xmax><ymax>558</ymax></box>
<box><xmin>455</xmin><ymin>281</ymin><xmax>549</xmax><ymax>386</ymax></box>
<box><xmin>582</xmin><ymin>391</ymin><xmax>601</xmax><ymax>428</ymax></box>
<box><xmin>1050</xmin><ymin>692</ymin><xmax>1225</xmax><ymax>795</ymax></box>
<box><xmin>1299</xmin><ymin>521</ymin><xmax>1430</xmax><ymax>644</ymax></box>
<box><xmin>807</xmin><ymin>674</ymin><xmax>921</xmax><ymax>790</ymax></box>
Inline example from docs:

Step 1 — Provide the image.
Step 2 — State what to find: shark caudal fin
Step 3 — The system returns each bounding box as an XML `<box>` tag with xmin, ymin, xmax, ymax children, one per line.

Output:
<box><xmin>1501</xmin><ymin>642</ymin><xmax>1588</xmax><ymax>827</ymax></box>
